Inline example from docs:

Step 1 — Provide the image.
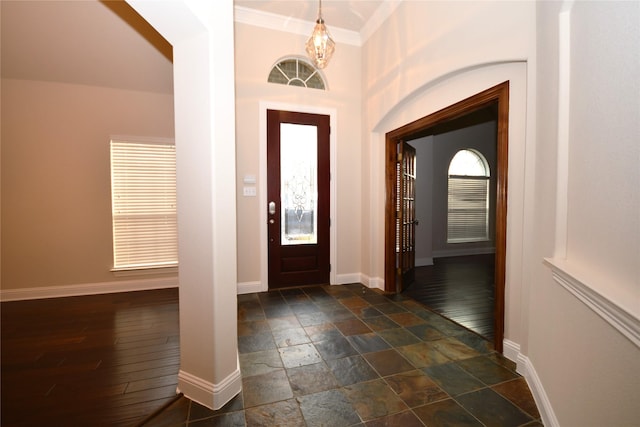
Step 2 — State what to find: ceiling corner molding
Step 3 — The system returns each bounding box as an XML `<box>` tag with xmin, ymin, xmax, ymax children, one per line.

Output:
<box><xmin>234</xmin><ymin>6</ymin><xmax>361</xmax><ymax>46</ymax></box>
<box><xmin>360</xmin><ymin>0</ymin><xmax>403</xmax><ymax>44</ymax></box>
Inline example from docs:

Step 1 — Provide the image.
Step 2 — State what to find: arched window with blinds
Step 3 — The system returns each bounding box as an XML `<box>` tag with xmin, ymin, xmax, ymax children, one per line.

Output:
<box><xmin>447</xmin><ymin>149</ymin><xmax>490</xmax><ymax>243</ymax></box>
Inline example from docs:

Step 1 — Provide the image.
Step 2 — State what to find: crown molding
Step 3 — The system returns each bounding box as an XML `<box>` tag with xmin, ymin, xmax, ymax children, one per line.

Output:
<box><xmin>234</xmin><ymin>5</ymin><xmax>362</xmax><ymax>46</ymax></box>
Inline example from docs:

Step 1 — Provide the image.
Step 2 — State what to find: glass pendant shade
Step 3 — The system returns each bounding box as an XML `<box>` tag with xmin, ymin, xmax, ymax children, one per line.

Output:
<box><xmin>306</xmin><ymin>17</ymin><xmax>335</xmax><ymax>69</ymax></box>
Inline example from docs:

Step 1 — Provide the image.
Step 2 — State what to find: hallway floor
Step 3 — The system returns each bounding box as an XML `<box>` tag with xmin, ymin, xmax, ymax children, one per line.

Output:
<box><xmin>145</xmin><ymin>284</ymin><xmax>541</xmax><ymax>426</ymax></box>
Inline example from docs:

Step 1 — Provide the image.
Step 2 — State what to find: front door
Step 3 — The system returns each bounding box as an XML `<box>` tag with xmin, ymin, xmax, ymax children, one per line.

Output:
<box><xmin>397</xmin><ymin>140</ymin><xmax>417</xmax><ymax>291</ymax></box>
<box><xmin>266</xmin><ymin>110</ymin><xmax>330</xmax><ymax>289</ymax></box>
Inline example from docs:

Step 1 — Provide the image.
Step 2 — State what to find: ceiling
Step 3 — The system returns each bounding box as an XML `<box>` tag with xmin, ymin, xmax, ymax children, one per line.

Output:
<box><xmin>235</xmin><ymin>0</ymin><xmax>386</xmax><ymax>33</ymax></box>
<box><xmin>0</xmin><ymin>0</ymin><xmax>386</xmax><ymax>94</ymax></box>
<box><xmin>1</xmin><ymin>0</ymin><xmax>174</xmax><ymax>94</ymax></box>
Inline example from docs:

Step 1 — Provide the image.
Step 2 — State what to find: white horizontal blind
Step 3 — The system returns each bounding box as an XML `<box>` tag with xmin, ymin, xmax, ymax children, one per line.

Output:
<box><xmin>447</xmin><ymin>176</ymin><xmax>489</xmax><ymax>243</ymax></box>
<box><xmin>110</xmin><ymin>139</ymin><xmax>177</xmax><ymax>270</ymax></box>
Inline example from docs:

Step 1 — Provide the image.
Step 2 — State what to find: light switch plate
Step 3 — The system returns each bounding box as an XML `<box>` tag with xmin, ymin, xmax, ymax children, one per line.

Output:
<box><xmin>243</xmin><ymin>186</ymin><xmax>257</xmax><ymax>197</ymax></box>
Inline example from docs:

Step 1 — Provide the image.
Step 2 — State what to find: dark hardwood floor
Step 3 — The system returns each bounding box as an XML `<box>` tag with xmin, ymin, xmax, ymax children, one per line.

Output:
<box><xmin>0</xmin><ymin>280</ymin><xmax>541</xmax><ymax>426</ymax></box>
<box><xmin>1</xmin><ymin>288</ymin><xmax>180</xmax><ymax>427</ymax></box>
<box><xmin>403</xmin><ymin>254</ymin><xmax>495</xmax><ymax>342</ymax></box>
<box><xmin>1</xmin><ymin>265</ymin><xmax>493</xmax><ymax>426</ymax></box>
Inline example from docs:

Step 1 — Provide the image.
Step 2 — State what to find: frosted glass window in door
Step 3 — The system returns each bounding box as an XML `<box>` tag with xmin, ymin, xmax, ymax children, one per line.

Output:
<box><xmin>280</xmin><ymin>123</ymin><xmax>318</xmax><ymax>245</ymax></box>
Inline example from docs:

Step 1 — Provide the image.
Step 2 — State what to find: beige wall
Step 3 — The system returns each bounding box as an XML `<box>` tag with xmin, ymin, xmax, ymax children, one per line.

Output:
<box><xmin>234</xmin><ymin>22</ymin><xmax>362</xmax><ymax>286</ymax></box>
<box><xmin>563</xmin><ymin>1</ymin><xmax>639</xmax><ymax>310</ymax></box>
<box><xmin>529</xmin><ymin>1</ymin><xmax>640</xmax><ymax>425</ymax></box>
<box><xmin>1</xmin><ymin>78</ymin><xmax>175</xmax><ymax>290</ymax></box>
<box><xmin>360</xmin><ymin>1</ymin><xmax>640</xmax><ymax>424</ymax></box>
<box><xmin>361</xmin><ymin>0</ymin><xmax>534</xmax><ymax>338</ymax></box>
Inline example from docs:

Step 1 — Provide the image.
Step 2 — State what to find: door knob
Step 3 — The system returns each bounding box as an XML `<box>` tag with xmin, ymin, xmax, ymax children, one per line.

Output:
<box><xmin>269</xmin><ymin>201</ymin><xmax>276</xmax><ymax>215</ymax></box>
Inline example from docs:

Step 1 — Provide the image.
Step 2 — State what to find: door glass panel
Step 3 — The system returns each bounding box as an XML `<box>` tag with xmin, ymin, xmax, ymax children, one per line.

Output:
<box><xmin>280</xmin><ymin>123</ymin><xmax>318</xmax><ymax>245</ymax></box>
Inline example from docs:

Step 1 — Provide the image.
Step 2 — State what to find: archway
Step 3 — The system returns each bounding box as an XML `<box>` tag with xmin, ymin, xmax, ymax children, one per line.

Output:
<box><xmin>384</xmin><ymin>81</ymin><xmax>509</xmax><ymax>352</ymax></box>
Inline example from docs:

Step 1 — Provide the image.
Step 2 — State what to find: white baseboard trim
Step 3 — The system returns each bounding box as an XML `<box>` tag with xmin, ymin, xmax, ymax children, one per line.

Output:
<box><xmin>502</xmin><ymin>338</ymin><xmax>521</xmax><ymax>367</ymax></box>
<box><xmin>0</xmin><ymin>276</ymin><xmax>178</xmax><ymax>302</ymax></box>
<box><xmin>503</xmin><ymin>338</ymin><xmax>559</xmax><ymax>427</ymax></box>
<box><xmin>432</xmin><ymin>247</ymin><xmax>496</xmax><ymax>258</ymax></box>
<box><xmin>236</xmin><ymin>274</ymin><xmax>386</xmax><ymax>294</ymax></box>
<box><xmin>178</xmin><ymin>364</ymin><xmax>242</xmax><ymax>411</ymax></box>
<box><xmin>520</xmin><ymin>354</ymin><xmax>560</xmax><ymax>427</ymax></box>
<box><xmin>357</xmin><ymin>274</ymin><xmax>369</xmax><ymax>287</ymax></box>
<box><xmin>359</xmin><ymin>274</ymin><xmax>384</xmax><ymax>291</ymax></box>
<box><xmin>237</xmin><ymin>281</ymin><xmax>263</xmax><ymax>295</ymax></box>
<box><xmin>335</xmin><ymin>273</ymin><xmax>362</xmax><ymax>285</ymax></box>
<box><xmin>416</xmin><ymin>257</ymin><xmax>434</xmax><ymax>267</ymax></box>
<box><xmin>237</xmin><ymin>277</ymin><xmax>363</xmax><ymax>294</ymax></box>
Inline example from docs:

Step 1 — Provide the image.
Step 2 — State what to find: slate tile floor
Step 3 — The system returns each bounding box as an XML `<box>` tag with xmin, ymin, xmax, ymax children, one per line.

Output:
<box><xmin>144</xmin><ymin>284</ymin><xmax>542</xmax><ymax>426</ymax></box>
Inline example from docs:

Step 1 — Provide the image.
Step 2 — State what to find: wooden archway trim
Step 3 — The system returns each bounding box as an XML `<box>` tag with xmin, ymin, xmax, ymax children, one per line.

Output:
<box><xmin>384</xmin><ymin>81</ymin><xmax>509</xmax><ymax>352</ymax></box>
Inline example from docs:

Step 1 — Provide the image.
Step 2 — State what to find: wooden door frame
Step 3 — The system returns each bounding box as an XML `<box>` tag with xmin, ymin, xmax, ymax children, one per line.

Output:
<box><xmin>255</xmin><ymin>102</ymin><xmax>338</xmax><ymax>294</ymax></box>
<box><xmin>266</xmin><ymin>109</ymin><xmax>331</xmax><ymax>288</ymax></box>
<box><xmin>384</xmin><ymin>81</ymin><xmax>509</xmax><ymax>352</ymax></box>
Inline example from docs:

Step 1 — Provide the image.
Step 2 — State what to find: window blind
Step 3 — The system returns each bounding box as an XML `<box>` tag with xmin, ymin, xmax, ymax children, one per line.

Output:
<box><xmin>110</xmin><ymin>139</ymin><xmax>177</xmax><ymax>270</ymax></box>
<box><xmin>447</xmin><ymin>176</ymin><xmax>489</xmax><ymax>243</ymax></box>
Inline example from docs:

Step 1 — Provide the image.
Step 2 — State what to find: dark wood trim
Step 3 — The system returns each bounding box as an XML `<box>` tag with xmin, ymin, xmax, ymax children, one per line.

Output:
<box><xmin>494</xmin><ymin>83</ymin><xmax>509</xmax><ymax>353</ymax></box>
<box><xmin>384</xmin><ymin>81</ymin><xmax>509</xmax><ymax>352</ymax></box>
<box><xmin>267</xmin><ymin>110</ymin><xmax>331</xmax><ymax>289</ymax></box>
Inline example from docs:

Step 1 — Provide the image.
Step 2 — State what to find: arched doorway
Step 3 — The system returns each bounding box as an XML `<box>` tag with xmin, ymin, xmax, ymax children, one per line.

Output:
<box><xmin>384</xmin><ymin>81</ymin><xmax>509</xmax><ymax>352</ymax></box>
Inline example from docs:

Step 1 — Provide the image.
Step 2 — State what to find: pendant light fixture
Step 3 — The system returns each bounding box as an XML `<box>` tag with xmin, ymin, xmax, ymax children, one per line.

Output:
<box><xmin>305</xmin><ymin>0</ymin><xmax>335</xmax><ymax>69</ymax></box>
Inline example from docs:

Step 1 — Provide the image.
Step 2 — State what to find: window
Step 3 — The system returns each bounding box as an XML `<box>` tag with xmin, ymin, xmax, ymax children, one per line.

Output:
<box><xmin>268</xmin><ymin>57</ymin><xmax>326</xmax><ymax>90</ymax></box>
<box><xmin>447</xmin><ymin>149</ymin><xmax>490</xmax><ymax>243</ymax></box>
<box><xmin>110</xmin><ymin>138</ymin><xmax>177</xmax><ymax>270</ymax></box>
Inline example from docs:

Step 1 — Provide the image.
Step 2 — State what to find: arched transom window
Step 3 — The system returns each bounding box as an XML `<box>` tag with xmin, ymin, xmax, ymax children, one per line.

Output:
<box><xmin>268</xmin><ymin>57</ymin><xmax>326</xmax><ymax>90</ymax></box>
<box><xmin>447</xmin><ymin>149</ymin><xmax>491</xmax><ymax>243</ymax></box>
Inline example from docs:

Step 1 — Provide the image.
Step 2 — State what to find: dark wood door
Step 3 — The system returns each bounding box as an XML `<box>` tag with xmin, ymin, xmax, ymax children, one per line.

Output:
<box><xmin>267</xmin><ymin>109</ymin><xmax>330</xmax><ymax>289</ymax></box>
<box><xmin>397</xmin><ymin>141</ymin><xmax>417</xmax><ymax>291</ymax></box>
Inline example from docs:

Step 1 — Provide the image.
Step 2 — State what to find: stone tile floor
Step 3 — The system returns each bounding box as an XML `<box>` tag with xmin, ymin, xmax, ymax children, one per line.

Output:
<box><xmin>143</xmin><ymin>284</ymin><xmax>542</xmax><ymax>426</ymax></box>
